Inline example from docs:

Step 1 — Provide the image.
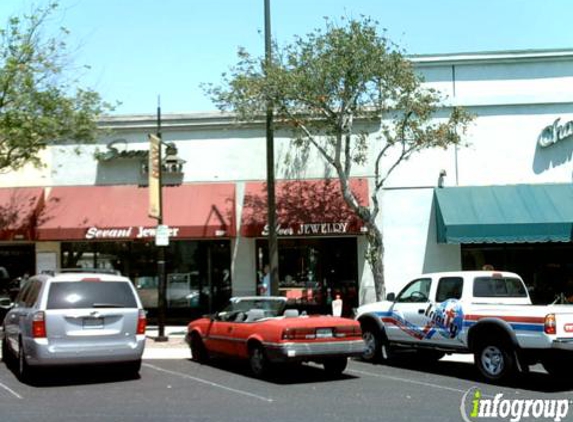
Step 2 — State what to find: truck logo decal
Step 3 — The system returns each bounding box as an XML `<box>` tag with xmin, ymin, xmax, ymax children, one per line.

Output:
<box><xmin>564</xmin><ymin>323</ymin><xmax>573</xmax><ymax>333</ymax></box>
<box><xmin>423</xmin><ymin>299</ymin><xmax>464</xmax><ymax>339</ymax></box>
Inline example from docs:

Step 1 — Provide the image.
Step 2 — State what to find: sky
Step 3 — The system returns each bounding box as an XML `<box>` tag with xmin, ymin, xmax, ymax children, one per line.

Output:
<box><xmin>1</xmin><ymin>0</ymin><xmax>573</xmax><ymax>115</ymax></box>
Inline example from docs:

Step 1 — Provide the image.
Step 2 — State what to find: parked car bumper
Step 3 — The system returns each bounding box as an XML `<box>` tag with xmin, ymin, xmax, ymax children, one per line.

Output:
<box><xmin>22</xmin><ymin>335</ymin><xmax>146</xmax><ymax>366</ymax></box>
<box><xmin>264</xmin><ymin>339</ymin><xmax>365</xmax><ymax>363</ymax></box>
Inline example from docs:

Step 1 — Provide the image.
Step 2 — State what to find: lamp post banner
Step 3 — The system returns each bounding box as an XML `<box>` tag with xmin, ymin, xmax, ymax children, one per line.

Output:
<box><xmin>148</xmin><ymin>134</ymin><xmax>161</xmax><ymax>219</ymax></box>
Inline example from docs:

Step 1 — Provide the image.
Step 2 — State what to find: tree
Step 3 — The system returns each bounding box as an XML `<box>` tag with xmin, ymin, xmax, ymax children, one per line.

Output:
<box><xmin>205</xmin><ymin>17</ymin><xmax>473</xmax><ymax>301</ymax></box>
<box><xmin>0</xmin><ymin>2</ymin><xmax>111</xmax><ymax>173</ymax></box>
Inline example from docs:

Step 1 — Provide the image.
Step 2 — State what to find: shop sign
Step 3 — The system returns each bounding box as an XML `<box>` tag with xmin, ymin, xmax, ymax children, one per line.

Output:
<box><xmin>85</xmin><ymin>226</ymin><xmax>180</xmax><ymax>240</ymax></box>
<box><xmin>155</xmin><ymin>224</ymin><xmax>170</xmax><ymax>247</ymax></box>
<box><xmin>261</xmin><ymin>222</ymin><xmax>350</xmax><ymax>237</ymax></box>
<box><xmin>95</xmin><ymin>139</ymin><xmax>148</xmax><ymax>161</ymax></box>
<box><xmin>538</xmin><ymin>118</ymin><xmax>573</xmax><ymax>148</ymax></box>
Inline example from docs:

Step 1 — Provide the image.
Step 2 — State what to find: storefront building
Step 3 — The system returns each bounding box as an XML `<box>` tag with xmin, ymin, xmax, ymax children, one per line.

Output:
<box><xmin>0</xmin><ymin>49</ymin><xmax>572</xmax><ymax>317</ymax></box>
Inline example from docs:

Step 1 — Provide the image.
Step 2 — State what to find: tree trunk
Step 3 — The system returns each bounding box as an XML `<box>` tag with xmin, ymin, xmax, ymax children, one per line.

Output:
<box><xmin>366</xmin><ymin>220</ymin><xmax>386</xmax><ymax>301</ymax></box>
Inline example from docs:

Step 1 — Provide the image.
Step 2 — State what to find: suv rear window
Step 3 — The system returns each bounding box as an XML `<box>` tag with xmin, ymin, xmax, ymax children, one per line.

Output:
<box><xmin>473</xmin><ymin>277</ymin><xmax>527</xmax><ymax>298</ymax></box>
<box><xmin>47</xmin><ymin>281</ymin><xmax>137</xmax><ymax>309</ymax></box>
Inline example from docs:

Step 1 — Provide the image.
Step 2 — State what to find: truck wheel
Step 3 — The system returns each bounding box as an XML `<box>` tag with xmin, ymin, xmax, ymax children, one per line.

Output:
<box><xmin>361</xmin><ymin>324</ymin><xmax>392</xmax><ymax>363</ymax></box>
<box><xmin>361</xmin><ymin>325</ymin><xmax>381</xmax><ymax>362</ymax></box>
<box><xmin>474</xmin><ymin>340</ymin><xmax>515</xmax><ymax>382</ymax></box>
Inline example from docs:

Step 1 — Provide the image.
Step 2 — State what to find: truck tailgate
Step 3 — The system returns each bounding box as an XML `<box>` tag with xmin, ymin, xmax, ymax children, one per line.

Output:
<box><xmin>556</xmin><ymin>312</ymin><xmax>573</xmax><ymax>338</ymax></box>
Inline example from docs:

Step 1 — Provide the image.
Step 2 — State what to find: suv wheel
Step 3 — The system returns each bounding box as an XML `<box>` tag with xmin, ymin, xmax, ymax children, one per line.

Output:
<box><xmin>18</xmin><ymin>339</ymin><xmax>32</xmax><ymax>382</ymax></box>
<box><xmin>1</xmin><ymin>336</ymin><xmax>12</xmax><ymax>365</ymax></box>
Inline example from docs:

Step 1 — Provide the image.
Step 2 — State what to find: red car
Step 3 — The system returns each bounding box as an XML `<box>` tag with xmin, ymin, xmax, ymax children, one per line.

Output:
<box><xmin>186</xmin><ymin>297</ymin><xmax>364</xmax><ymax>377</ymax></box>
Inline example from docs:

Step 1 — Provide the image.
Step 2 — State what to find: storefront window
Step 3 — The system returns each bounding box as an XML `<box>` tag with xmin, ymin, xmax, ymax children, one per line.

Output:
<box><xmin>255</xmin><ymin>237</ymin><xmax>358</xmax><ymax>315</ymax></box>
<box><xmin>462</xmin><ymin>243</ymin><xmax>573</xmax><ymax>304</ymax></box>
<box><xmin>0</xmin><ymin>244</ymin><xmax>35</xmax><ymax>299</ymax></box>
<box><xmin>61</xmin><ymin>240</ymin><xmax>232</xmax><ymax>320</ymax></box>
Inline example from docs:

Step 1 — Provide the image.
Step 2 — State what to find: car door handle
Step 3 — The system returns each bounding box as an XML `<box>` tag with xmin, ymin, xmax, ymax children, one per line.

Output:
<box><xmin>227</xmin><ymin>327</ymin><xmax>233</xmax><ymax>333</ymax></box>
<box><xmin>418</xmin><ymin>309</ymin><xmax>425</xmax><ymax>314</ymax></box>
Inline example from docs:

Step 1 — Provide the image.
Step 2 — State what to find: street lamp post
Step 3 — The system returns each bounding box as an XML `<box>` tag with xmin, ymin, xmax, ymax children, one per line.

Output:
<box><xmin>264</xmin><ymin>0</ymin><xmax>279</xmax><ymax>296</ymax></box>
<box><xmin>149</xmin><ymin>98</ymin><xmax>168</xmax><ymax>342</ymax></box>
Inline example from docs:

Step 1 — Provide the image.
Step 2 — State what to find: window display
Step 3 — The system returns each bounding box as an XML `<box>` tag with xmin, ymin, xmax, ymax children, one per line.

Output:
<box><xmin>61</xmin><ymin>240</ymin><xmax>232</xmax><ymax>318</ymax></box>
<box><xmin>255</xmin><ymin>237</ymin><xmax>358</xmax><ymax>315</ymax></box>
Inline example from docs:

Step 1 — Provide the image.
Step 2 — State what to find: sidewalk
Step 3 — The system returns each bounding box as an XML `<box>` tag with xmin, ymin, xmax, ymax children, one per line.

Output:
<box><xmin>143</xmin><ymin>325</ymin><xmax>190</xmax><ymax>360</ymax></box>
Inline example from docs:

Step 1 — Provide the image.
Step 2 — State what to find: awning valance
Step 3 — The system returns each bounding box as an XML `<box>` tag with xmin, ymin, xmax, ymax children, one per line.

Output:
<box><xmin>434</xmin><ymin>184</ymin><xmax>573</xmax><ymax>244</ymax></box>
<box><xmin>37</xmin><ymin>184</ymin><xmax>236</xmax><ymax>241</ymax></box>
<box><xmin>240</xmin><ymin>178</ymin><xmax>369</xmax><ymax>237</ymax></box>
<box><xmin>0</xmin><ymin>187</ymin><xmax>44</xmax><ymax>241</ymax></box>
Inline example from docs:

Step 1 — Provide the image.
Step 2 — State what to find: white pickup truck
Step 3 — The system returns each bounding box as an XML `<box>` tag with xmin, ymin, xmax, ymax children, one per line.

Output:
<box><xmin>356</xmin><ymin>271</ymin><xmax>573</xmax><ymax>382</ymax></box>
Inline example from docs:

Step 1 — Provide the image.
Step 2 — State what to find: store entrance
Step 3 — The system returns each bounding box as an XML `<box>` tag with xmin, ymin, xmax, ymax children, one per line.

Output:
<box><xmin>462</xmin><ymin>243</ymin><xmax>573</xmax><ymax>304</ymax></box>
<box><xmin>255</xmin><ymin>237</ymin><xmax>359</xmax><ymax>316</ymax></box>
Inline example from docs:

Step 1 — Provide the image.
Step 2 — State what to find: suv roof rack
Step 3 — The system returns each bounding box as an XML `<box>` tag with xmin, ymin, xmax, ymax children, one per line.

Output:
<box><xmin>57</xmin><ymin>268</ymin><xmax>122</xmax><ymax>276</ymax></box>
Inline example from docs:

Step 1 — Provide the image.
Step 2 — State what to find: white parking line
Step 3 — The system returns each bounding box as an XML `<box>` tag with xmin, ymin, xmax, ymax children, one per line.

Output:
<box><xmin>143</xmin><ymin>363</ymin><xmax>274</xmax><ymax>403</ymax></box>
<box><xmin>347</xmin><ymin>363</ymin><xmax>495</xmax><ymax>398</ymax></box>
<box><xmin>0</xmin><ymin>380</ymin><xmax>23</xmax><ymax>400</ymax></box>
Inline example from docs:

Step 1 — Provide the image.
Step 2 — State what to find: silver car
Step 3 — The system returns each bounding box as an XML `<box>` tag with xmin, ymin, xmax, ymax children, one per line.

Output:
<box><xmin>1</xmin><ymin>272</ymin><xmax>146</xmax><ymax>381</ymax></box>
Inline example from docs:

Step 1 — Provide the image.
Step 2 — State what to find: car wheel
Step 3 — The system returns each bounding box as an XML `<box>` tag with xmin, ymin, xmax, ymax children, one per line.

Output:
<box><xmin>190</xmin><ymin>333</ymin><xmax>209</xmax><ymax>363</ymax></box>
<box><xmin>323</xmin><ymin>357</ymin><xmax>348</xmax><ymax>376</ymax></box>
<box><xmin>249</xmin><ymin>344</ymin><xmax>270</xmax><ymax>378</ymax></box>
<box><xmin>17</xmin><ymin>339</ymin><xmax>32</xmax><ymax>382</ymax></box>
<box><xmin>474</xmin><ymin>340</ymin><xmax>515</xmax><ymax>383</ymax></box>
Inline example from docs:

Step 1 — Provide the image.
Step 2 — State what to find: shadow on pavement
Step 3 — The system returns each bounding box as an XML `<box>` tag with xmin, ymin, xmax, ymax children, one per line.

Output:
<box><xmin>189</xmin><ymin>357</ymin><xmax>358</xmax><ymax>385</ymax></box>
<box><xmin>3</xmin><ymin>360</ymin><xmax>140</xmax><ymax>388</ymax></box>
<box><xmin>368</xmin><ymin>354</ymin><xmax>573</xmax><ymax>393</ymax></box>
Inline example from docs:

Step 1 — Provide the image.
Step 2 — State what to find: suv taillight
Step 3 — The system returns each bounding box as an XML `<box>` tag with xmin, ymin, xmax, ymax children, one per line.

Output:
<box><xmin>136</xmin><ymin>309</ymin><xmax>147</xmax><ymax>335</ymax></box>
<box><xmin>544</xmin><ymin>314</ymin><xmax>556</xmax><ymax>335</ymax></box>
<box><xmin>32</xmin><ymin>311</ymin><xmax>47</xmax><ymax>338</ymax></box>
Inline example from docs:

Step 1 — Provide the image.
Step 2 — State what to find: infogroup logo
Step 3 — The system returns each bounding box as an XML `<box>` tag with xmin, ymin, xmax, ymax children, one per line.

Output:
<box><xmin>460</xmin><ymin>388</ymin><xmax>570</xmax><ymax>422</ymax></box>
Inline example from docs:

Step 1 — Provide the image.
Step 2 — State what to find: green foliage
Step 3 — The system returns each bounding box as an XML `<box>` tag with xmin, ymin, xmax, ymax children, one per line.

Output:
<box><xmin>206</xmin><ymin>16</ymin><xmax>473</xmax><ymax>185</ymax></box>
<box><xmin>205</xmin><ymin>15</ymin><xmax>474</xmax><ymax>300</ymax></box>
<box><xmin>0</xmin><ymin>2</ymin><xmax>112</xmax><ymax>172</ymax></box>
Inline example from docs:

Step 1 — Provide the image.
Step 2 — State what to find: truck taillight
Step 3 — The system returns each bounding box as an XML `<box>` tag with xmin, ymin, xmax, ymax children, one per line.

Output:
<box><xmin>32</xmin><ymin>311</ymin><xmax>47</xmax><ymax>338</ymax></box>
<box><xmin>136</xmin><ymin>309</ymin><xmax>147</xmax><ymax>335</ymax></box>
<box><xmin>544</xmin><ymin>314</ymin><xmax>556</xmax><ymax>335</ymax></box>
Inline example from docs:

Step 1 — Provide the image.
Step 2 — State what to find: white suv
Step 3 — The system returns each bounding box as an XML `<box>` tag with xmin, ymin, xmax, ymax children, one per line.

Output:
<box><xmin>1</xmin><ymin>271</ymin><xmax>146</xmax><ymax>382</ymax></box>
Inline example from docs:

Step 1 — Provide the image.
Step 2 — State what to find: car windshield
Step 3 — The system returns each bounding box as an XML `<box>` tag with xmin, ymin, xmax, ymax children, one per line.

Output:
<box><xmin>47</xmin><ymin>281</ymin><xmax>137</xmax><ymax>309</ymax></box>
<box><xmin>473</xmin><ymin>276</ymin><xmax>527</xmax><ymax>298</ymax></box>
<box><xmin>219</xmin><ymin>298</ymin><xmax>285</xmax><ymax>318</ymax></box>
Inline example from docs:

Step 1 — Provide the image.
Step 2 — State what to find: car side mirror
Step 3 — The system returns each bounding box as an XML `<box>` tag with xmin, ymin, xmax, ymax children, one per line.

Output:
<box><xmin>386</xmin><ymin>292</ymin><xmax>396</xmax><ymax>302</ymax></box>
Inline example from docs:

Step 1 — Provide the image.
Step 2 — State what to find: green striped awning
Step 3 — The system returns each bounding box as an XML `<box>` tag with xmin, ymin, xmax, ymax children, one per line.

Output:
<box><xmin>434</xmin><ymin>184</ymin><xmax>573</xmax><ymax>244</ymax></box>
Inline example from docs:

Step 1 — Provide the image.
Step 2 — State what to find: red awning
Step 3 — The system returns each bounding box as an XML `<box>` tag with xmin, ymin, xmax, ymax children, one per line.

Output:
<box><xmin>241</xmin><ymin>178</ymin><xmax>369</xmax><ymax>237</ymax></box>
<box><xmin>0</xmin><ymin>187</ymin><xmax>44</xmax><ymax>241</ymax></box>
<box><xmin>37</xmin><ymin>184</ymin><xmax>236</xmax><ymax>241</ymax></box>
